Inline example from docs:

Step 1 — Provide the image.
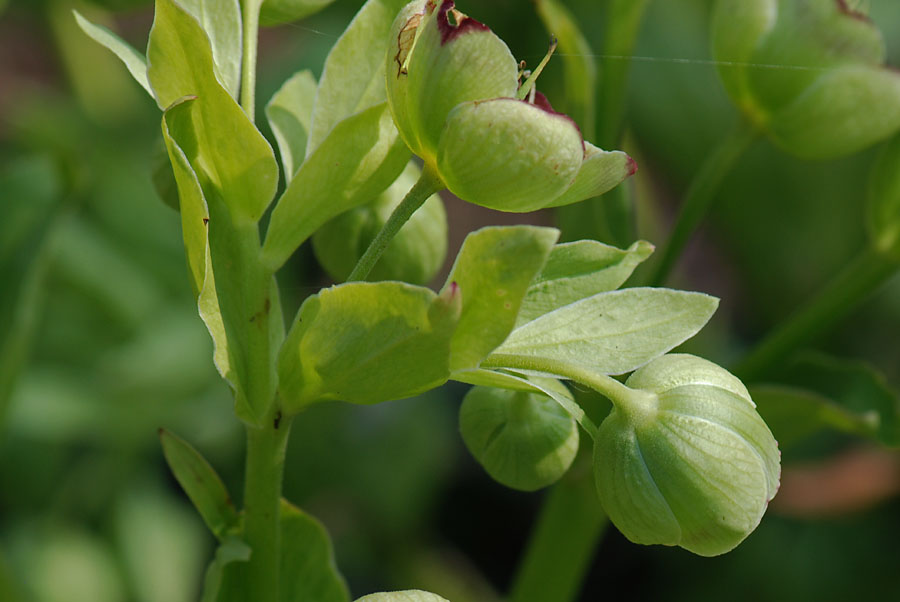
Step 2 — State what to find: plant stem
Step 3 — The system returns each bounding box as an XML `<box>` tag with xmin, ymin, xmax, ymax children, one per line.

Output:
<box><xmin>648</xmin><ymin>119</ymin><xmax>759</xmax><ymax>287</ymax></box>
<box><xmin>509</xmin><ymin>446</ymin><xmax>608</xmax><ymax>602</ymax></box>
<box><xmin>482</xmin><ymin>354</ymin><xmax>651</xmax><ymax>415</ymax></box>
<box><xmin>734</xmin><ymin>246</ymin><xmax>899</xmax><ymax>382</ymax></box>
<box><xmin>240</xmin><ymin>0</ymin><xmax>263</xmax><ymax>120</ymax></box>
<box><xmin>347</xmin><ymin>165</ymin><xmax>444</xmax><ymax>282</ymax></box>
<box><xmin>242</xmin><ymin>409</ymin><xmax>293</xmax><ymax>602</ymax></box>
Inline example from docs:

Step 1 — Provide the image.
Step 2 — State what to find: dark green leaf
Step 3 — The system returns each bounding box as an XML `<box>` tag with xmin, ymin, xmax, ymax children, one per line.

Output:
<box><xmin>260</xmin><ymin>0</ymin><xmax>337</xmax><ymax>26</ymax></box>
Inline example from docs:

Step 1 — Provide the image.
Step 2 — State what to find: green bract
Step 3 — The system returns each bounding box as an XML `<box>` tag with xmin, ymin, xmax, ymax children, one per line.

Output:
<box><xmin>312</xmin><ymin>162</ymin><xmax>447</xmax><ymax>284</ymax></box>
<box><xmin>593</xmin><ymin>354</ymin><xmax>781</xmax><ymax>557</ymax></box>
<box><xmin>712</xmin><ymin>0</ymin><xmax>900</xmax><ymax>158</ymax></box>
<box><xmin>385</xmin><ymin>0</ymin><xmax>635</xmax><ymax>212</ymax></box>
<box><xmin>460</xmin><ymin>386</ymin><xmax>578</xmax><ymax>491</ymax></box>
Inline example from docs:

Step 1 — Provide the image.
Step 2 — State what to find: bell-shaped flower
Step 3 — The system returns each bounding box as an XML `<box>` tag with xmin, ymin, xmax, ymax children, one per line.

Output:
<box><xmin>386</xmin><ymin>0</ymin><xmax>635</xmax><ymax>212</ymax></box>
<box><xmin>593</xmin><ymin>354</ymin><xmax>781</xmax><ymax>556</ymax></box>
<box><xmin>712</xmin><ymin>0</ymin><xmax>900</xmax><ymax>158</ymax></box>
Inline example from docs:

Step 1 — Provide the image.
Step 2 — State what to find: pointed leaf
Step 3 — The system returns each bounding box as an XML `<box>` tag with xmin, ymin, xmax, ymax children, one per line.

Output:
<box><xmin>516</xmin><ymin>239</ymin><xmax>653</xmax><ymax>326</ymax></box>
<box><xmin>261</xmin><ymin>102</ymin><xmax>410</xmax><ymax>271</ymax></box>
<box><xmin>159</xmin><ymin>429</ymin><xmax>239</xmax><ymax>539</ymax></box>
<box><xmin>306</xmin><ymin>0</ymin><xmax>409</xmax><ymax>155</ymax></box>
<box><xmin>278</xmin><ymin>281</ymin><xmax>459</xmax><ymax>410</ymax></box>
<box><xmin>544</xmin><ymin>142</ymin><xmax>635</xmax><ymax>208</ymax></box>
<box><xmin>179</xmin><ymin>0</ymin><xmax>242</xmax><ymax>98</ymax></box>
<box><xmin>444</xmin><ymin>226</ymin><xmax>559</xmax><ymax>372</ymax></box>
<box><xmin>492</xmin><ymin>288</ymin><xmax>718</xmax><ymax>375</ymax></box>
<box><xmin>148</xmin><ymin>0</ymin><xmax>278</xmax><ymax>223</ymax></box>
<box><xmin>73</xmin><ymin>10</ymin><xmax>153</xmax><ymax>97</ymax></box>
<box><xmin>266</xmin><ymin>70</ymin><xmax>316</xmax><ymax>183</ymax></box>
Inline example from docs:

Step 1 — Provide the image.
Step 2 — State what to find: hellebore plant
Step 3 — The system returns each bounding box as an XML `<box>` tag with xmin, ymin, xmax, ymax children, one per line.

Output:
<box><xmin>650</xmin><ymin>0</ymin><xmax>900</xmax><ymax>285</ymax></box>
<box><xmin>74</xmin><ymin>0</ymin><xmax>780</xmax><ymax>599</ymax></box>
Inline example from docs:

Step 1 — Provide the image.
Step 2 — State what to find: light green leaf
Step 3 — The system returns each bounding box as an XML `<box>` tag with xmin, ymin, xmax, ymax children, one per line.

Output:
<box><xmin>179</xmin><ymin>0</ymin><xmax>242</xmax><ymax>98</ymax></box>
<box><xmin>148</xmin><ymin>0</ymin><xmax>278</xmax><ymax>223</ymax></box>
<box><xmin>266</xmin><ymin>69</ymin><xmax>317</xmax><ymax>183</ymax></box>
<box><xmin>200</xmin><ymin>536</ymin><xmax>252</xmax><ymax>602</ymax></box>
<box><xmin>278</xmin><ymin>281</ymin><xmax>459</xmax><ymax>410</ymax></box>
<box><xmin>279</xmin><ymin>500</ymin><xmax>350</xmax><ymax>602</ymax></box>
<box><xmin>164</xmin><ymin>100</ymin><xmax>283</xmax><ymax>426</ymax></box>
<box><xmin>306</xmin><ymin>0</ymin><xmax>408</xmax><ymax>155</ymax></box>
<box><xmin>260</xmin><ymin>0</ymin><xmax>337</xmax><ymax>26</ymax></box>
<box><xmin>516</xmin><ymin>239</ymin><xmax>653</xmax><ymax>326</ymax></box>
<box><xmin>159</xmin><ymin>429</ymin><xmax>239</xmax><ymax>539</ymax></box>
<box><xmin>492</xmin><ymin>288</ymin><xmax>718</xmax><ymax>375</ymax></box>
<box><xmin>73</xmin><ymin>10</ymin><xmax>153</xmax><ymax>97</ymax></box>
<box><xmin>534</xmin><ymin>0</ymin><xmax>596</xmax><ymax>135</ymax></box>
<box><xmin>161</xmin><ymin>105</ymin><xmax>233</xmax><ymax>399</ymax></box>
<box><xmin>261</xmin><ymin>102</ymin><xmax>410</xmax><ymax>271</ymax></box>
<box><xmin>444</xmin><ymin>226</ymin><xmax>559</xmax><ymax>372</ymax></box>
<box><xmin>355</xmin><ymin>592</ymin><xmax>448</xmax><ymax>602</ymax></box>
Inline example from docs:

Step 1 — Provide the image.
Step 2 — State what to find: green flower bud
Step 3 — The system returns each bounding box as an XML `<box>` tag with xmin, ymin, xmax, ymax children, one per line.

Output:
<box><xmin>460</xmin><ymin>386</ymin><xmax>578</xmax><ymax>491</ymax></box>
<box><xmin>312</xmin><ymin>162</ymin><xmax>448</xmax><ymax>284</ymax></box>
<box><xmin>386</xmin><ymin>0</ymin><xmax>635</xmax><ymax>212</ymax></box>
<box><xmin>593</xmin><ymin>354</ymin><xmax>780</xmax><ymax>556</ymax></box>
<box><xmin>712</xmin><ymin>0</ymin><xmax>900</xmax><ymax>158</ymax></box>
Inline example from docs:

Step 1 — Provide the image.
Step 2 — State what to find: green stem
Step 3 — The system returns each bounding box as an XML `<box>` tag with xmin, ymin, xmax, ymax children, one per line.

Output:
<box><xmin>242</xmin><ymin>409</ymin><xmax>293</xmax><ymax>602</ymax></box>
<box><xmin>648</xmin><ymin>119</ymin><xmax>759</xmax><ymax>287</ymax></box>
<box><xmin>240</xmin><ymin>0</ymin><xmax>263</xmax><ymax>120</ymax></box>
<box><xmin>509</xmin><ymin>446</ymin><xmax>607</xmax><ymax>602</ymax></box>
<box><xmin>734</xmin><ymin>246</ymin><xmax>899</xmax><ymax>382</ymax></box>
<box><xmin>347</xmin><ymin>165</ymin><xmax>444</xmax><ymax>282</ymax></box>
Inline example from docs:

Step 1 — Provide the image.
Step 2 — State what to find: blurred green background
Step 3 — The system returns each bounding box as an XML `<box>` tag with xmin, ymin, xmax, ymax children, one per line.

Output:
<box><xmin>2</xmin><ymin>0</ymin><xmax>900</xmax><ymax>601</ymax></box>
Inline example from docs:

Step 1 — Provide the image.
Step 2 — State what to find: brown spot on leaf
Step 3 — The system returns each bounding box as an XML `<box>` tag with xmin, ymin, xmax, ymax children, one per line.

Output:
<box><xmin>436</xmin><ymin>0</ymin><xmax>488</xmax><ymax>45</ymax></box>
<box><xmin>396</xmin><ymin>13</ymin><xmax>423</xmax><ymax>75</ymax></box>
<box><xmin>202</xmin><ymin>217</ymin><xmax>209</xmax><ymax>225</ymax></box>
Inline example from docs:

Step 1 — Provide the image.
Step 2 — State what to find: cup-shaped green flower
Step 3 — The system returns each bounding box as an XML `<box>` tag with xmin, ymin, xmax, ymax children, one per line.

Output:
<box><xmin>312</xmin><ymin>163</ymin><xmax>447</xmax><ymax>284</ymax></box>
<box><xmin>593</xmin><ymin>354</ymin><xmax>780</xmax><ymax>556</ymax></box>
<box><xmin>712</xmin><ymin>0</ymin><xmax>900</xmax><ymax>159</ymax></box>
<box><xmin>460</xmin><ymin>386</ymin><xmax>578</xmax><ymax>491</ymax></box>
<box><xmin>385</xmin><ymin>0</ymin><xmax>635</xmax><ymax>212</ymax></box>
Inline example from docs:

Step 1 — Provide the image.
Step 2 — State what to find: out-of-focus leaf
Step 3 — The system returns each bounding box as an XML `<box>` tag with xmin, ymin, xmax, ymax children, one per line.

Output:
<box><xmin>266</xmin><ymin>70</ymin><xmax>316</xmax><ymax>183</ymax></box>
<box><xmin>8</xmin><ymin>526</ymin><xmax>126</xmax><ymax>602</ymax></box>
<box><xmin>516</xmin><ymin>239</ymin><xmax>653</xmax><ymax>326</ymax></box>
<box><xmin>306</xmin><ymin>0</ymin><xmax>408</xmax><ymax>155</ymax></box>
<box><xmin>160</xmin><ymin>429</ymin><xmax>239</xmax><ymax>539</ymax></box>
<box><xmin>73</xmin><ymin>10</ymin><xmax>154</xmax><ymax>97</ymax></box>
<box><xmin>443</xmin><ymin>226</ymin><xmax>558</xmax><ymax>373</ymax></box>
<box><xmin>0</xmin><ymin>156</ymin><xmax>61</xmax><ymax>421</ymax></box>
<box><xmin>152</xmin><ymin>137</ymin><xmax>180</xmax><ymax>211</ymax></box>
<box><xmin>261</xmin><ymin>103</ymin><xmax>410</xmax><ymax>271</ymax></box>
<box><xmin>115</xmin><ymin>486</ymin><xmax>208</xmax><ymax>602</ymax></box>
<box><xmin>148</xmin><ymin>0</ymin><xmax>278</xmax><ymax>223</ymax></box>
<box><xmin>758</xmin><ymin>353</ymin><xmax>900</xmax><ymax>447</ymax></box>
<box><xmin>260</xmin><ymin>0</ymin><xmax>337</xmax><ymax>26</ymax></box>
<box><xmin>278</xmin><ymin>281</ymin><xmax>458</xmax><ymax>409</ymax></box>
<box><xmin>868</xmin><ymin>131</ymin><xmax>900</xmax><ymax>257</ymax></box>
<box><xmin>178</xmin><ymin>0</ymin><xmax>242</xmax><ymax>98</ymax></box>
<box><xmin>491</xmin><ymin>288</ymin><xmax>718</xmax><ymax>376</ymax></box>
